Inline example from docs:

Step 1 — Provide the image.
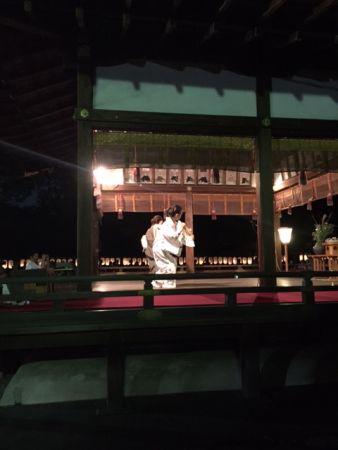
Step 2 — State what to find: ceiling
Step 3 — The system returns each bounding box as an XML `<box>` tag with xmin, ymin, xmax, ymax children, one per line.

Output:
<box><xmin>1</xmin><ymin>0</ymin><xmax>338</xmax><ymax>176</ymax></box>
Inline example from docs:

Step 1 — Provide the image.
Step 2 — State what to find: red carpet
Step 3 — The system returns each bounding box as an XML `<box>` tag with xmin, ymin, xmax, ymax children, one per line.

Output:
<box><xmin>237</xmin><ymin>292</ymin><xmax>302</xmax><ymax>304</ymax></box>
<box><xmin>1</xmin><ymin>291</ymin><xmax>338</xmax><ymax>312</ymax></box>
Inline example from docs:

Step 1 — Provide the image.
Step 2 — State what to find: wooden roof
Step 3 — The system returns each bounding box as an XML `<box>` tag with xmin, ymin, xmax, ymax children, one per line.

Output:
<box><xmin>2</xmin><ymin>0</ymin><xmax>338</xmax><ymax>175</ymax></box>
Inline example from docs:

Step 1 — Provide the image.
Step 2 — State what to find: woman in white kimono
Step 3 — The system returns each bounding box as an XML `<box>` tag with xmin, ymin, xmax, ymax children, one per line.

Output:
<box><xmin>152</xmin><ymin>204</ymin><xmax>194</xmax><ymax>288</ymax></box>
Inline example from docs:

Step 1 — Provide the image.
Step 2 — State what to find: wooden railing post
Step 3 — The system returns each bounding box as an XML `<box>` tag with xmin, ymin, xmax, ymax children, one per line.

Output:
<box><xmin>240</xmin><ymin>325</ymin><xmax>260</xmax><ymax>399</ymax></box>
<box><xmin>302</xmin><ymin>273</ymin><xmax>315</xmax><ymax>305</ymax></box>
<box><xmin>107</xmin><ymin>332</ymin><xmax>124</xmax><ymax>409</ymax></box>
<box><xmin>143</xmin><ymin>278</ymin><xmax>154</xmax><ymax>309</ymax></box>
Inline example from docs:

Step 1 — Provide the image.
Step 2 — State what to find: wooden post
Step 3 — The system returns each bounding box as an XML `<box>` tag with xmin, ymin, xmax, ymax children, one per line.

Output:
<box><xmin>92</xmin><ymin>210</ymin><xmax>100</xmax><ymax>275</ymax></box>
<box><xmin>256</xmin><ymin>70</ymin><xmax>276</xmax><ymax>278</ymax></box>
<box><xmin>284</xmin><ymin>243</ymin><xmax>289</xmax><ymax>272</ymax></box>
<box><xmin>185</xmin><ymin>187</ymin><xmax>195</xmax><ymax>273</ymax></box>
<box><xmin>241</xmin><ymin>325</ymin><xmax>260</xmax><ymax>398</ymax></box>
<box><xmin>275</xmin><ymin>211</ymin><xmax>282</xmax><ymax>271</ymax></box>
<box><xmin>76</xmin><ymin>43</ymin><xmax>95</xmax><ymax>276</ymax></box>
<box><xmin>107</xmin><ymin>333</ymin><xmax>124</xmax><ymax>409</ymax></box>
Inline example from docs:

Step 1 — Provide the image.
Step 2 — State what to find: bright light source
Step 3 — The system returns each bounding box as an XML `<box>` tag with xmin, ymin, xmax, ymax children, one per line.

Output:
<box><xmin>278</xmin><ymin>227</ymin><xmax>292</xmax><ymax>244</ymax></box>
<box><xmin>278</xmin><ymin>227</ymin><xmax>293</xmax><ymax>272</ymax></box>
<box><xmin>93</xmin><ymin>167</ymin><xmax>124</xmax><ymax>186</ymax></box>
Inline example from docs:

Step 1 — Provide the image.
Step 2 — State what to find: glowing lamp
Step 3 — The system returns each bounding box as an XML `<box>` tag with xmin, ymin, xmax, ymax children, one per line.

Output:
<box><xmin>278</xmin><ymin>227</ymin><xmax>293</xmax><ymax>272</ymax></box>
<box><xmin>93</xmin><ymin>167</ymin><xmax>124</xmax><ymax>186</ymax></box>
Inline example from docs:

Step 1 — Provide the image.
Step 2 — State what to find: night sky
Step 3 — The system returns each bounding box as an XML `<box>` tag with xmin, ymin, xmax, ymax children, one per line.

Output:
<box><xmin>0</xmin><ymin>169</ymin><xmax>77</xmax><ymax>260</ymax></box>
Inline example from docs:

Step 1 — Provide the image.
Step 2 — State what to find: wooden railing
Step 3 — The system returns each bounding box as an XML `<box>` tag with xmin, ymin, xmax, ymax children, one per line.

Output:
<box><xmin>1</xmin><ymin>270</ymin><xmax>338</xmax><ymax>359</ymax></box>
<box><xmin>1</xmin><ymin>270</ymin><xmax>338</xmax><ymax>312</ymax></box>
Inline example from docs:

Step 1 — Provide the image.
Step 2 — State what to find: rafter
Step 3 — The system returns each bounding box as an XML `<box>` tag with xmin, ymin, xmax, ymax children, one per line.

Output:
<box><xmin>0</xmin><ymin>16</ymin><xmax>59</xmax><ymax>39</ymax></box>
<box><xmin>244</xmin><ymin>26</ymin><xmax>260</xmax><ymax>43</ymax></box>
<box><xmin>287</xmin><ymin>30</ymin><xmax>302</xmax><ymax>45</ymax></box>
<box><xmin>201</xmin><ymin>22</ymin><xmax>218</xmax><ymax>43</ymax></box>
<box><xmin>75</xmin><ymin>7</ymin><xmax>85</xmax><ymax>28</ymax></box>
<box><xmin>28</xmin><ymin>106</ymin><xmax>74</xmax><ymax>123</ymax></box>
<box><xmin>218</xmin><ymin>0</ymin><xmax>233</xmax><ymax>14</ymax></box>
<box><xmin>23</xmin><ymin>93</ymin><xmax>76</xmax><ymax>112</ymax></box>
<box><xmin>121</xmin><ymin>13</ymin><xmax>131</xmax><ymax>37</ymax></box>
<box><xmin>304</xmin><ymin>0</ymin><xmax>337</xmax><ymax>23</ymax></box>
<box><xmin>262</xmin><ymin>0</ymin><xmax>288</xmax><ymax>20</ymax></box>
<box><xmin>17</xmin><ymin>80</ymin><xmax>74</xmax><ymax>100</ymax></box>
<box><xmin>162</xmin><ymin>18</ymin><xmax>176</xmax><ymax>38</ymax></box>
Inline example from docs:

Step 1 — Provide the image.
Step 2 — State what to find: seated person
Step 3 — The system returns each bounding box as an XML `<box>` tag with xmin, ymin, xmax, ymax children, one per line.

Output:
<box><xmin>0</xmin><ymin>267</ymin><xmax>10</xmax><ymax>295</ymax></box>
<box><xmin>0</xmin><ymin>267</ymin><xmax>29</xmax><ymax>306</ymax></box>
<box><xmin>25</xmin><ymin>252</ymin><xmax>40</xmax><ymax>270</ymax></box>
<box><xmin>40</xmin><ymin>253</ymin><xmax>55</xmax><ymax>275</ymax></box>
<box><xmin>24</xmin><ymin>252</ymin><xmax>53</xmax><ymax>295</ymax></box>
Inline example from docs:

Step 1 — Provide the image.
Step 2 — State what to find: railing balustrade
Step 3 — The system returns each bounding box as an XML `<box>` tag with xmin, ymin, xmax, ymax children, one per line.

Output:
<box><xmin>1</xmin><ymin>270</ymin><xmax>338</xmax><ymax>313</ymax></box>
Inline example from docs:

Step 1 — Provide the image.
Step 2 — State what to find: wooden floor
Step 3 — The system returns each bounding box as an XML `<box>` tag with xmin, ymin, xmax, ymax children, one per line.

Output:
<box><xmin>92</xmin><ymin>275</ymin><xmax>337</xmax><ymax>292</ymax></box>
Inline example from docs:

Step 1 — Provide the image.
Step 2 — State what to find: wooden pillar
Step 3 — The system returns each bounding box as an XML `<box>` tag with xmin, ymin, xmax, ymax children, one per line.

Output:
<box><xmin>92</xmin><ymin>211</ymin><xmax>101</xmax><ymax>275</ymax></box>
<box><xmin>274</xmin><ymin>211</ymin><xmax>283</xmax><ymax>271</ymax></box>
<box><xmin>107</xmin><ymin>333</ymin><xmax>124</xmax><ymax>409</ymax></box>
<box><xmin>185</xmin><ymin>187</ymin><xmax>195</xmax><ymax>273</ymax></box>
<box><xmin>240</xmin><ymin>325</ymin><xmax>260</xmax><ymax>398</ymax></box>
<box><xmin>256</xmin><ymin>71</ymin><xmax>276</xmax><ymax>276</ymax></box>
<box><xmin>76</xmin><ymin>44</ymin><xmax>95</xmax><ymax>276</ymax></box>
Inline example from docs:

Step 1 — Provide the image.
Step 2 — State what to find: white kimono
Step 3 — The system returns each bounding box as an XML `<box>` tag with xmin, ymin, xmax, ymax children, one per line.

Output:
<box><xmin>153</xmin><ymin>217</ymin><xmax>185</xmax><ymax>287</ymax></box>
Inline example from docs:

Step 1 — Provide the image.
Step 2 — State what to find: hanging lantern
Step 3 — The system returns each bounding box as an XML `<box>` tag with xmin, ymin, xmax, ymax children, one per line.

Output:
<box><xmin>287</xmin><ymin>205</ymin><xmax>292</xmax><ymax>215</ymax></box>
<box><xmin>306</xmin><ymin>199</ymin><xmax>312</xmax><ymax>211</ymax></box>
<box><xmin>117</xmin><ymin>207</ymin><xmax>124</xmax><ymax>220</ymax></box>
<box><xmin>211</xmin><ymin>208</ymin><xmax>217</xmax><ymax>220</ymax></box>
<box><xmin>327</xmin><ymin>193</ymin><xmax>333</xmax><ymax>207</ymax></box>
<box><xmin>298</xmin><ymin>170</ymin><xmax>307</xmax><ymax>186</ymax></box>
<box><xmin>251</xmin><ymin>208</ymin><xmax>257</xmax><ymax>221</ymax></box>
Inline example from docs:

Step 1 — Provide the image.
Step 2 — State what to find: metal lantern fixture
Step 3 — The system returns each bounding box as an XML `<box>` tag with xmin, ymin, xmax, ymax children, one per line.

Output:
<box><xmin>278</xmin><ymin>227</ymin><xmax>293</xmax><ymax>272</ymax></box>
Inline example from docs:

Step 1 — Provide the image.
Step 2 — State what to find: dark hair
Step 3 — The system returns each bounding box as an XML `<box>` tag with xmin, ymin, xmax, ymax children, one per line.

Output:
<box><xmin>150</xmin><ymin>215</ymin><xmax>163</xmax><ymax>225</ymax></box>
<box><xmin>166</xmin><ymin>204</ymin><xmax>183</xmax><ymax>218</ymax></box>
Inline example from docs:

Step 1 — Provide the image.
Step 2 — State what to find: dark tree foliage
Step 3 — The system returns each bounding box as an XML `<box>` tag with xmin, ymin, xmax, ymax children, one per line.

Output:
<box><xmin>0</xmin><ymin>169</ymin><xmax>77</xmax><ymax>259</ymax></box>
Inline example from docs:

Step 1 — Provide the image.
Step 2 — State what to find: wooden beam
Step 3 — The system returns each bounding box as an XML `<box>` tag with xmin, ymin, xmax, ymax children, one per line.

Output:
<box><xmin>17</xmin><ymin>80</ymin><xmax>75</xmax><ymax>101</ymax></box>
<box><xmin>162</xmin><ymin>18</ymin><xmax>176</xmax><ymax>37</ymax></box>
<box><xmin>305</xmin><ymin>0</ymin><xmax>337</xmax><ymax>23</ymax></box>
<box><xmin>23</xmin><ymin>93</ymin><xmax>76</xmax><ymax>111</ymax></box>
<box><xmin>262</xmin><ymin>0</ymin><xmax>288</xmax><ymax>19</ymax></box>
<box><xmin>201</xmin><ymin>22</ymin><xmax>218</xmax><ymax>43</ymax></box>
<box><xmin>121</xmin><ymin>13</ymin><xmax>131</xmax><ymax>37</ymax></box>
<box><xmin>275</xmin><ymin>172</ymin><xmax>338</xmax><ymax>210</ymax></box>
<box><xmin>218</xmin><ymin>0</ymin><xmax>233</xmax><ymax>14</ymax></box>
<box><xmin>89</xmin><ymin>109</ymin><xmax>258</xmax><ymax>136</ymax></box>
<box><xmin>28</xmin><ymin>107</ymin><xmax>74</xmax><ymax>123</ymax></box>
<box><xmin>0</xmin><ymin>15</ymin><xmax>59</xmax><ymax>39</ymax></box>
<box><xmin>287</xmin><ymin>30</ymin><xmax>302</xmax><ymax>46</ymax></box>
<box><xmin>9</xmin><ymin>65</ymin><xmax>64</xmax><ymax>83</ymax></box>
<box><xmin>244</xmin><ymin>26</ymin><xmax>260</xmax><ymax>44</ymax></box>
<box><xmin>101</xmin><ymin>184</ymin><xmax>255</xmax><ymax>194</ymax></box>
<box><xmin>271</xmin><ymin>118</ymin><xmax>338</xmax><ymax>138</ymax></box>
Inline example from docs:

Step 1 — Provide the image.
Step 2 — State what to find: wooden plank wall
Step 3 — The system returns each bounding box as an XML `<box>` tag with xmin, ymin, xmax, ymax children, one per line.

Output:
<box><xmin>101</xmin><ymin>191</ymin><xmax>256</xmax><ymax>215</ymax></box>
<box><xmin>275</xmin><ymin>173</ymin><xmax>338</xmax><ymax>211</ymax></box>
